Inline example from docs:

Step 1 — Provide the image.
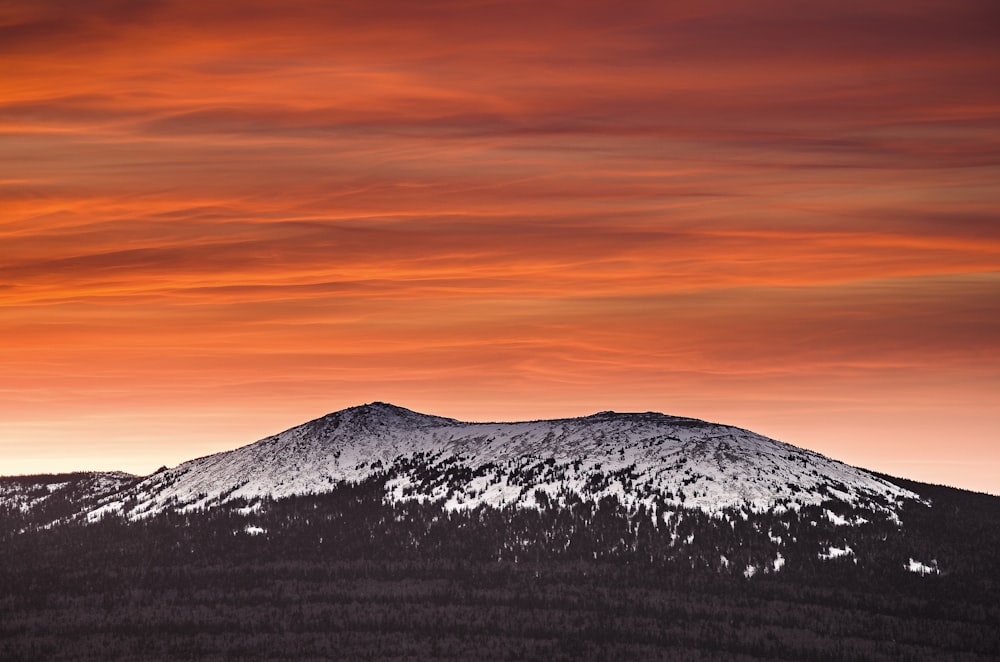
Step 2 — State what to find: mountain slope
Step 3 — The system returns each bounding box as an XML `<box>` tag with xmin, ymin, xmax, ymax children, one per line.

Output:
<box><xmin>89</xmin><ymin>402</ymin><xmax>917</xmax><ymax>520</ymax></box>
<box><xmin>0</xmin><ymin>471</ymin><xmax>138</xmax><ymax>536</ymax></box>
<box><xmin>4</xmin><ymin>404</ymin><xmax>998</xmax><ymax>662</ymax></box>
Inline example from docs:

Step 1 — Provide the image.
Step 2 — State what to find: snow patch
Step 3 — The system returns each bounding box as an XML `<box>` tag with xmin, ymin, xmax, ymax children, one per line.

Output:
<box><xmin>824</xmin><ymin>509</ymin><xmax>849</xmax><ymax>526</ymax></box>
<box><xmin>819</xmin><ymin>544</ymin><xmax>855</xmax><ymax>561</ymax></box>
<box><xmin>86</xmin><ymin>501</ymin><xmax>123</xmax><ymax>522</ymax></box>
<box><xmin>235</xmin><ymin>503</ymin><xmax>262</xmax><ymax>516</ymax></box>
<box><xmin>906</xmin><ymin>558</ymin><xmax>939</xmax><ymax>575</ymax></box>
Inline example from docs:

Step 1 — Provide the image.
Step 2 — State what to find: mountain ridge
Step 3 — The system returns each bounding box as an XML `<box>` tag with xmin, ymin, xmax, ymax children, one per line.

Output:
<box><xmin>70</xmin><ymin>402</ymin><xmax>918</xmax><ymax>522</ymax></box>
<box><xmin>4</xmin><ymin>413</ymin><xmax>998</xmax><ymax>662</ymax></box>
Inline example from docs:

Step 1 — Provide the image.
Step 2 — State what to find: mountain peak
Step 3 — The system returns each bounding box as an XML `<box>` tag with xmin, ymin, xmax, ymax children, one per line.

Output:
<box><xmin>330</xmin><ymin>402</ymin><xmax>456</xmax><ymax>428</ymax></box>
<box><xmin>88</xmin><ymin>403</ymin><xmax>919</xmax><ymax>520</ymax></box>
<box><xmin>355</xmin><ymin>401</ymin><xmax>410</xmax><ymax>412</ymax></box>
<box><xmin>341</xmin><ymin>401</ymin><xmax>416</xmax><ymax>420</ymax></box>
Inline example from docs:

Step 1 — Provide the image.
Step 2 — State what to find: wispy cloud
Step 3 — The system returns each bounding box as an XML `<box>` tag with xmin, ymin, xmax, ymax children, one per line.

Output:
<box><xmin>0</xmin><ymin>0</ymin><xmax>998</xmax><ymax>491</ymax></box>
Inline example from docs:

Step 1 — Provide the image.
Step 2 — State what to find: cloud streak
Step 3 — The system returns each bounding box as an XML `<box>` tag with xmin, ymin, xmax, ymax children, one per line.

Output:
<box><xmin>1</xmin><ymin>0</ymin><xmax>998</xmax><ymax>493</ymax></box>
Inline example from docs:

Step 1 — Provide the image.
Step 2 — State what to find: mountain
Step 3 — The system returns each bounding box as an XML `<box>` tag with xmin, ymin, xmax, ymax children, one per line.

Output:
<box><xmin>3</xmin><ymin>403</ymin><xmax>1000</xmax><ymax>661</ymax></box>
<box><xmin>84</xmin><ymin>402</ymin><xmax>917</xmax><ymax>522</ymax></box>
<box><xmin>4</xmin><ymin>402</ymin><xmax>993</xmax><ymax>582</ymax></box>
<box><xmin>0</xmin><ymin>471</ymin><xmax>138</xmax><ymax>537</ymax></box>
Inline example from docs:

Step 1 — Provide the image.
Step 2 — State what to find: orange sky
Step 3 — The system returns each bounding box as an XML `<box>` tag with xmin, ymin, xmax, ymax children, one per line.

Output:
<box><xmin>2</xmin><ymin>0</ymin><xmax>998</xmax><ymax>494</ymax></box>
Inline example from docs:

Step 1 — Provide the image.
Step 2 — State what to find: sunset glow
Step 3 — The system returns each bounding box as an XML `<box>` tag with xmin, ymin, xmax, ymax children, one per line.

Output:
<box><xmin>2</xmin><ymin>0</ymin><xmax>998</xmax><ymax>493</ymax></box>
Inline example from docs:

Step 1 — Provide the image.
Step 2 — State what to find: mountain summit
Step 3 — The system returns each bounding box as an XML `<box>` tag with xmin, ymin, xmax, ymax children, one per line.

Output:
<box><xmin>5</xmin><ymin>405</ymin><xmax>999</xmax><ymax>662</ymax></box>
<box><xmin>87</xmin><ymin>402</ymin><xmax>917</xmax><ymax>521</ymax></box>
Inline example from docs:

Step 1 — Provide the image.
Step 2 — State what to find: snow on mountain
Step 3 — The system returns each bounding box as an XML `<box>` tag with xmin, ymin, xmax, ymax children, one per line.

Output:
<box><xmin>91</xmin><ymin>402</ymin><xmax>918</xmax><ymax>520</ymax></box>
<box><xmin>0</xmin><ymin>471</ymin><xmax>138</xmax><ymax>531</ymax></box>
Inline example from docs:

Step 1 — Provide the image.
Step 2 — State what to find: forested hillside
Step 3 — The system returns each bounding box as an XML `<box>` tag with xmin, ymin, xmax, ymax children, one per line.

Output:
<box><xmin>1</xmin><ymin>473</ymin><xmax>998</xmax><ymax>661</ymax></box>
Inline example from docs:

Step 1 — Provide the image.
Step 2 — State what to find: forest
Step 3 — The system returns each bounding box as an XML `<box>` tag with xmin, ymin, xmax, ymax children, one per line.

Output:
<box><xmin>1</xmin><ymin>473</ymin><xmax>998</xmax><ymax>660</ymax></box>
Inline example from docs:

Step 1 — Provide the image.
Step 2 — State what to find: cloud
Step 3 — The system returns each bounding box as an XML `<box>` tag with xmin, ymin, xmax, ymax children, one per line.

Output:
<box><xmin>1</xmin><ymin>0</ymin><xmax>998</xmax><ymax>490</ymax></box>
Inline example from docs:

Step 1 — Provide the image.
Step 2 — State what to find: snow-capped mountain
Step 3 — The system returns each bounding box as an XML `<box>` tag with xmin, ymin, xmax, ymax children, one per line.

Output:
<box><xmin>5</xmin><ymin>404</ymin><xmax>997</xmax><ymax>662</ymax></box>
<box><xmin>86</xmin><ymin>402</ymin><xmax>917</xmax><ymax>521</ymax></box>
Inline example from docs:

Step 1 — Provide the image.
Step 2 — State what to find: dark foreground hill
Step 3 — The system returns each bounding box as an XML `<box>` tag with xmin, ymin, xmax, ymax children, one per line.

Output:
<box><xmin>1</xmin><ymin>404</ymin><xmax>998</xmax><ymax>660</ymax></box>
<box><xmin>1</xmin><ymin>473</ymin><xmax>999</xmax><ymax>661</ymax></box>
